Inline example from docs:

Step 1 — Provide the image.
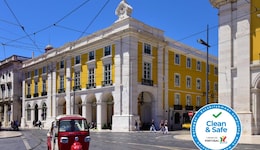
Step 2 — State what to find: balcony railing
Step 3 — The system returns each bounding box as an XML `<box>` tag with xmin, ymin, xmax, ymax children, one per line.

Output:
<box><xmin>26</xmin><ymin>94</ymin><xmax>31</xmax><ymax>98</ymax></box>
<box><xmin>185</xmin><ymin>105</ymin><xmax>194</xmax><ymax>110</ymax></box>
<box><xmin>86</xmin><ymin>83</ymin><xmax>96</xmax><ymax>89</ymax></box>
<box><xmin>58</xmin><ymin>88</ymin><xmax>65</xmax><ymax>93</ymax></box>
<box><xmin>141</xmin><ymin>79</ymin><xmax>153</xmax><ymax>86</ymax></box>
<box><xmin>173</xmin><ymin>104</ymin><xmax>182</xmax><ymax>110</ymax></box>
<box><xmin>73</xmin><ymin>85</ymin><xmax>81</xmax><ymax>91</ymax></box>
<box><xmin>102</xmin><ymin>80</ymin><xmax>113</xmax><ymax>87</ymax></box>
<box><xmin>41</xmin><ymin>91</ymin><xmax>47</xmax><ymax>96</ymax></box>
<box><xmin>33</xmin><ymin>93</ymin><xmax>39</xmax><ymax>97</ymax></box>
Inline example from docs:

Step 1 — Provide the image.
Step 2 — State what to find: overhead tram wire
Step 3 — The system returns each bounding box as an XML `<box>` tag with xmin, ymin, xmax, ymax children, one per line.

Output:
<box><xmin>78</xmin><ymin>0</ymin><xmax>111</xmax><ymax>39</ymax></box>
<box><xmin>2</xmin><ymin>0</ymin><xmax>91</xmax><ymax>52</ymax></box>
<box><xmin>54</xmin><ymin>0</ymin><xmax>91</xmax><ymax>25</ymax></box>
<box><xmin>1</xmin><ymin>1</ymin><xmax>256</xmax><ymax>59</ymax></box>
<box><xmin>3</xmin><ymin>0</ymin><xmax>42</xmax><ymax>53</ymax></box>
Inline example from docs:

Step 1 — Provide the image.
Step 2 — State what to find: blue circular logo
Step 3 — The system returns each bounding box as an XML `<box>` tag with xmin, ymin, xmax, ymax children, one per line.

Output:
<box><xmin>191</xmin><ymin>103</ymin><xmax>241</xmax><ymax>150</ymax></box>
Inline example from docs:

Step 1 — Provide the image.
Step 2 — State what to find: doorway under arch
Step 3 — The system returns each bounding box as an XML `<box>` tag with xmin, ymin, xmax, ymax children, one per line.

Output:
<box><xmin>137</xmin><ymin>91</ymin><xmax>153</xmax><ymax>130</ymax></box>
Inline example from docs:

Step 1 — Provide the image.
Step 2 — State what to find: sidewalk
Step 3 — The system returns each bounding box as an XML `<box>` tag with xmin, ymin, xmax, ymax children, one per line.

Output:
<box><xmin>0</xmin><ymin>127</ymin><xmax>22</xmax><ymax>139</ymax></box>
<box><xmin>173</xmin><ymin>131</ymin><xmax>260</xmax><ymax>145</ymax></box>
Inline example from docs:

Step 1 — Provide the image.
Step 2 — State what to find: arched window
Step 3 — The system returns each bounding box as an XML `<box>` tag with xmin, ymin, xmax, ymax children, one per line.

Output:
<box><xmin>26</xmin><ymin>104</ymin><xmax>31</xmax><ymax>121</ymax></box>
<box><xmin>42</xmin><ymin>103</ymin><xmax>47</xmax><ymax>120</ymax></box>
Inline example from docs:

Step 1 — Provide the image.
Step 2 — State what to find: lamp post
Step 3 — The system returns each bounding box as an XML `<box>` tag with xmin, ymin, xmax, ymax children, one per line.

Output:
<box><xmin>197</xmin><ymin>25</ymin><xmax>210</xmax><ymax>104</ymax></box>
<box><xmin>66</xmin><ymin>77</ymin><xmax>75</xmax><ymax>114</ymax></box>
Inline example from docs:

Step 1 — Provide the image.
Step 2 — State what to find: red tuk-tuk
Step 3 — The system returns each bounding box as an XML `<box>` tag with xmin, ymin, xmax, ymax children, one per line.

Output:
<box><xmin>47</xmin><ymin>115</ymin><xmax>90</xmax><ymax>150</ymax></box>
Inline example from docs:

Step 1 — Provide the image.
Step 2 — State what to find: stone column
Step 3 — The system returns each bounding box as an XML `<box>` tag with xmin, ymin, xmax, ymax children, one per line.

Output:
<box><xmin>3</xmin><ymin>104</ymin><xmax>8</xmax><ymax>127</ymax></box>
<box><xmin>20</xmin><ymin>80</ymin><xmax>26</xmax><ymax>127</ymax></box>
<box><xmin>85</xmin><ymin>103</ymin><xmax>92</xmax><ymax>122</ymax></box>
<box><xmin>52</xmin><ymin>65</ymin><xmax>57</xmax><ymax>117</ymax></box>
<box><xmin>66</xmin><ymin>57</ymin><xmax>72</xmax><ymax>115</ymax></box>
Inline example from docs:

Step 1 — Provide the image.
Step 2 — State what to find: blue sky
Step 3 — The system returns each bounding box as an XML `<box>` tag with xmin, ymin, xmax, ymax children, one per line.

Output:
<box><xmin>0</xmin><ymin>0</ymin><xmax>219</xmax><ymax>60</ymax></box>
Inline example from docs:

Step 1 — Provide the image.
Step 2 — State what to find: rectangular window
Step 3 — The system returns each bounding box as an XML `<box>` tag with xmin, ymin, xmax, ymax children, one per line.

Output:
<box><xmin>75</xmin><ymin>55</ymin><xmax>81</xmax><ymax>65</ymax></box>
<box><xmin>7</xmin><ymin>83</ymin><xmax>11</xmax><ymax>97</ymax></box>
<box><xmin>186</xmin><ymin>57</ymin><xmax>191</xmax><ymax>68</ymax></box>
<box><xmin>43</xmin><ymin>80</ymin><xmax>46</xmax><ymax>92</ymax></box>
<box><xmin>144</xmin><ymin>43</ymin><xmax>151</xmax><ymax>55</ymax></box>
<box><xmin>197</xmin><ymin>61</ymin><xmax>201</xmax><ymax>71</ymax></box>
<box><xmin>175</xmin><ymin>54</ymin><xmax>180</xmax><ymax>65</ymax></box>
<box><xmin>196</xmin><ymin>96</ymin><xmax>201</xmax><ymax>106</ymax></box>
<box><xmin>174</xmin><ymin>94</ymin><xmax>180</xmax><ymax>105</ymax></box>
<box><xmin>196</xmin><ymin>79</ymin><xmax>201</xmax><ymax>90</ymax></box>
<box><xmin>42</xmin><ymin>66</ymin><xmax>46</xmax><ymax>74</ymax></box>
<box><xmin>27</xmin><ymin>84</ymin><xmax>31</xmax><ymax>95</ymax></box>
<box><xmin>89</xmin><ymin>51</ymin><xmax>95</xmax><ymax>61</ymax></box>
<box><xmin>60</xmin><ymin>60</ymin><xmax>65</xmax><ymax>69</ymax></box>
<box><xmin>60</xmin><ymin>76</ymin><xmax>64</xmax><ymax>90</ymax></box>
<box><xmin>104</xmin><ymin>64</ymin><xmax>111</xmax><ymax>82</ymax></box>
<box><xmin>175</xmin><ymin>74</ymin><xmax>180</xmax><ymax>86</ymax></box>
<box><xmin>104</xmin><ymin>45</ymin><xmax>111</xmax><ymax>56</ymax></box>
<box><xmin>143</xmin><ymin>62</ymin><xmax>151</xmax><ymax>79</ymax></box>
<box><xmin>34</xmin><ymin>82</ymin><xmax>38</xmax><ymax>93</ymax></box>
<box><xmin>186</xmin><ymin>95</ymin><xmax>191</xmax><ymax>106</ymax></box>
<box><xmin>1</xmin><ymin>85</ymin><xmax>5</xmax><ymax>98</ymax></box>
<box><xmin>75</xmin><ymin>72</ymin><xmax>81</xmax><ymax>87</ymax></box>
<box><xmin>186</xmin><ymin>76</ymin><xmax>191</xmax><ymax>89</ymax></box>
<box><xmin>88</xmin><ymin>68</ymin><xmax>95</xmax><ymax>85</ymax></box>
<box><xmin>34</xmin><ymin>69</ymin><xmax>38</xmax><ymax>76</ymax></box>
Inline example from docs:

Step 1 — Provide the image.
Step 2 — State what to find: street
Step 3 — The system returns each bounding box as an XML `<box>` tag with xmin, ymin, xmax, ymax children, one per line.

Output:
<box><xmin>0</xmin><ymin>129</ymin><xmax>260</xmax><ymax>150</ymax></box>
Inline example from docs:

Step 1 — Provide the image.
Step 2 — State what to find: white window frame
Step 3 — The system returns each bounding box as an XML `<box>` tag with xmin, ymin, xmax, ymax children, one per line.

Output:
<box><xmin>34</xmin><ymin>82</ymin><xmax>38</xmax><ymax>94</ymax></box>
<box><xmin>175</xmin><ymin>54</ymin><xmax>180</xmax><ymax>65</ymax></box>
<box><xmin>34</xmin><ymin>69</ymin><xmax>38</xmax><ymax>77</ymax></box>
<box><xmin>144</xmin><ymin>43</ymin><xmax>151</xmax><ymax>55</ymax></box>
<box><xmin>186</xmin><ymin>57</ymin><xmax>191</xmax><ymax>68</ymax></box>
<box><xmin>104</xmin><ymin>64</ymin><xmax>111</xmax><ymax>82</ymax></box>
<box><xmin>196</xmin><ymin>60</ymin><xmax>201</xmax><ymax>71</ymax></box>
<box><xmin>174</xmin><ymin>74</ymin><xmax>180</xmax><ymax>87</ymax></box>
<box><xmin>42</xmin><ymin>80</ymin><xmax>47</xmax><ymax>92</ymax></box>
<box><xmin>60</xmin><ymin>60</ymin><xmax>65</xmax><ymax>69</ymax></box>
<box><xmin>75</xmin><ymin>72</ymin><xmax>81</xmax><ymax>87</ymax></box>
<box><xmin>196</xmin><ymin>96</ymin><xmax>201</xmax><ymax>107</ymax></box>
<box><xmin>186</xmin><ymin>95</ymin><xmax>192</xmax><ymax>106</ymax></box>
<box><xmin>174</xmin><ymin>93</ymin><xmax>181</xmax><ymax>105</ymax></box>
<box><xmin>104</xmin><ymin>45</ymin><xmax>111</xmax><ymax>56</ymax></box>
<box><xmin>75</xmin><ymin>55</ymin><xmax>81</xmax><ymax>65</ymax></box>
<box><xmin>143</xmin><ymin>62</ymin><xmax>151</xmax><ymax>80</ymax></box>
<box><xmin>196</xmin><ymin>78</ymin><xmax>201</xmax><ymax>90</ymax></box>
<box><xmin>186</xmin><ymin>76</ymin><xmax>191</xmax><ymax>89</ymax></box>
<box><xmin>60</xmin><ymin>75</ymin><xmax>64</xmax><ymax>90</ymax></box>
<box><xmin>88</xmin><ymin>68</ymin><xmax>95</xmax><ymax>84</ymax></box>
<box><xmin>89</xmin><ymin>51</ymin><xmax>95</xmax><ymax>61</ymax></box>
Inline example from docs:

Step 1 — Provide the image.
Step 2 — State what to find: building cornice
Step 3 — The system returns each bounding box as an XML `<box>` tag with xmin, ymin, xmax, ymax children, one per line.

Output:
<box><xmin>209</xmin><ymin>0</ymin><xmax>237</xmax><ymax>8</ymax></box>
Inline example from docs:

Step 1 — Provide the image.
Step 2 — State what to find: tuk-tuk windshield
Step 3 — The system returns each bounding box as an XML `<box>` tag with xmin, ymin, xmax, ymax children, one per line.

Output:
<box><xmin>59</xmin><ymin>119</ymin><xmax>88</xmax><ymax>132</ymax></box>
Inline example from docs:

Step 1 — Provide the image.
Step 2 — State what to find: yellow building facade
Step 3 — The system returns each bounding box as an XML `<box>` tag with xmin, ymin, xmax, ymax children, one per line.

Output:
<box><xmin>20</xmin><ymin>0</ymin><xmax>218</xmax><ymax>131</ymax></box>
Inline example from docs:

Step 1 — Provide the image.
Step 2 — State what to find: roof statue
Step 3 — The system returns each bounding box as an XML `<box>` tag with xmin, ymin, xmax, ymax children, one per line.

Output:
<box><xmin>115</xmin><ymin>0</ymin><xmax>133</xmax><ymax>22</ymax></box>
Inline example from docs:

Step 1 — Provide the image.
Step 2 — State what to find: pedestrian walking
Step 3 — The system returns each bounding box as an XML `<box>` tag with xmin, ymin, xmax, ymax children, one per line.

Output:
<box><xmin>150</xmin><ymin>119</ymin><xmax>156</xmax><ymax>132</ymax></box>
<box><xmin>164</xmin><ymin>120</ymin><xmax>168</xmax><ymax>134</ymax></box>
<box><xmin>159</xmin><ymin>120</ymin><xmax>165</xmax><ymax>133</ymax></box>
<box><xmin>135</xmin><ymin>120</ymin><xmax>138</xmax><ymax>131</ymax></box>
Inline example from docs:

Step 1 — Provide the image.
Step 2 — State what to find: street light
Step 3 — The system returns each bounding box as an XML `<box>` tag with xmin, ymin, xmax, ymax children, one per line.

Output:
<box><xmin>66</xmin><ymin>77</ymin><xmax>76</xmax><ymax>114</ymax></box>
<box><xmin>197</xmin><ymin>25</ymin><xmax>210</xmax><ymax>104</ymax></box>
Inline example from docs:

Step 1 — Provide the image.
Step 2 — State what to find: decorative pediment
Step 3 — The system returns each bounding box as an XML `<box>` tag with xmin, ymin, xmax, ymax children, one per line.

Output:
<box><xmin>115</xmin><ymin>0</ymin><xmax>133</xmax><ymax>22</ymax></box>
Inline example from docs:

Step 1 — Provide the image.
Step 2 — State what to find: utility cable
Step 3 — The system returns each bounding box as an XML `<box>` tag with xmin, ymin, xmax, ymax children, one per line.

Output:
<box><xmin>78</xmin><ymin>0</ymin><xmax>111</xmax><ymax>39</ymax></box>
